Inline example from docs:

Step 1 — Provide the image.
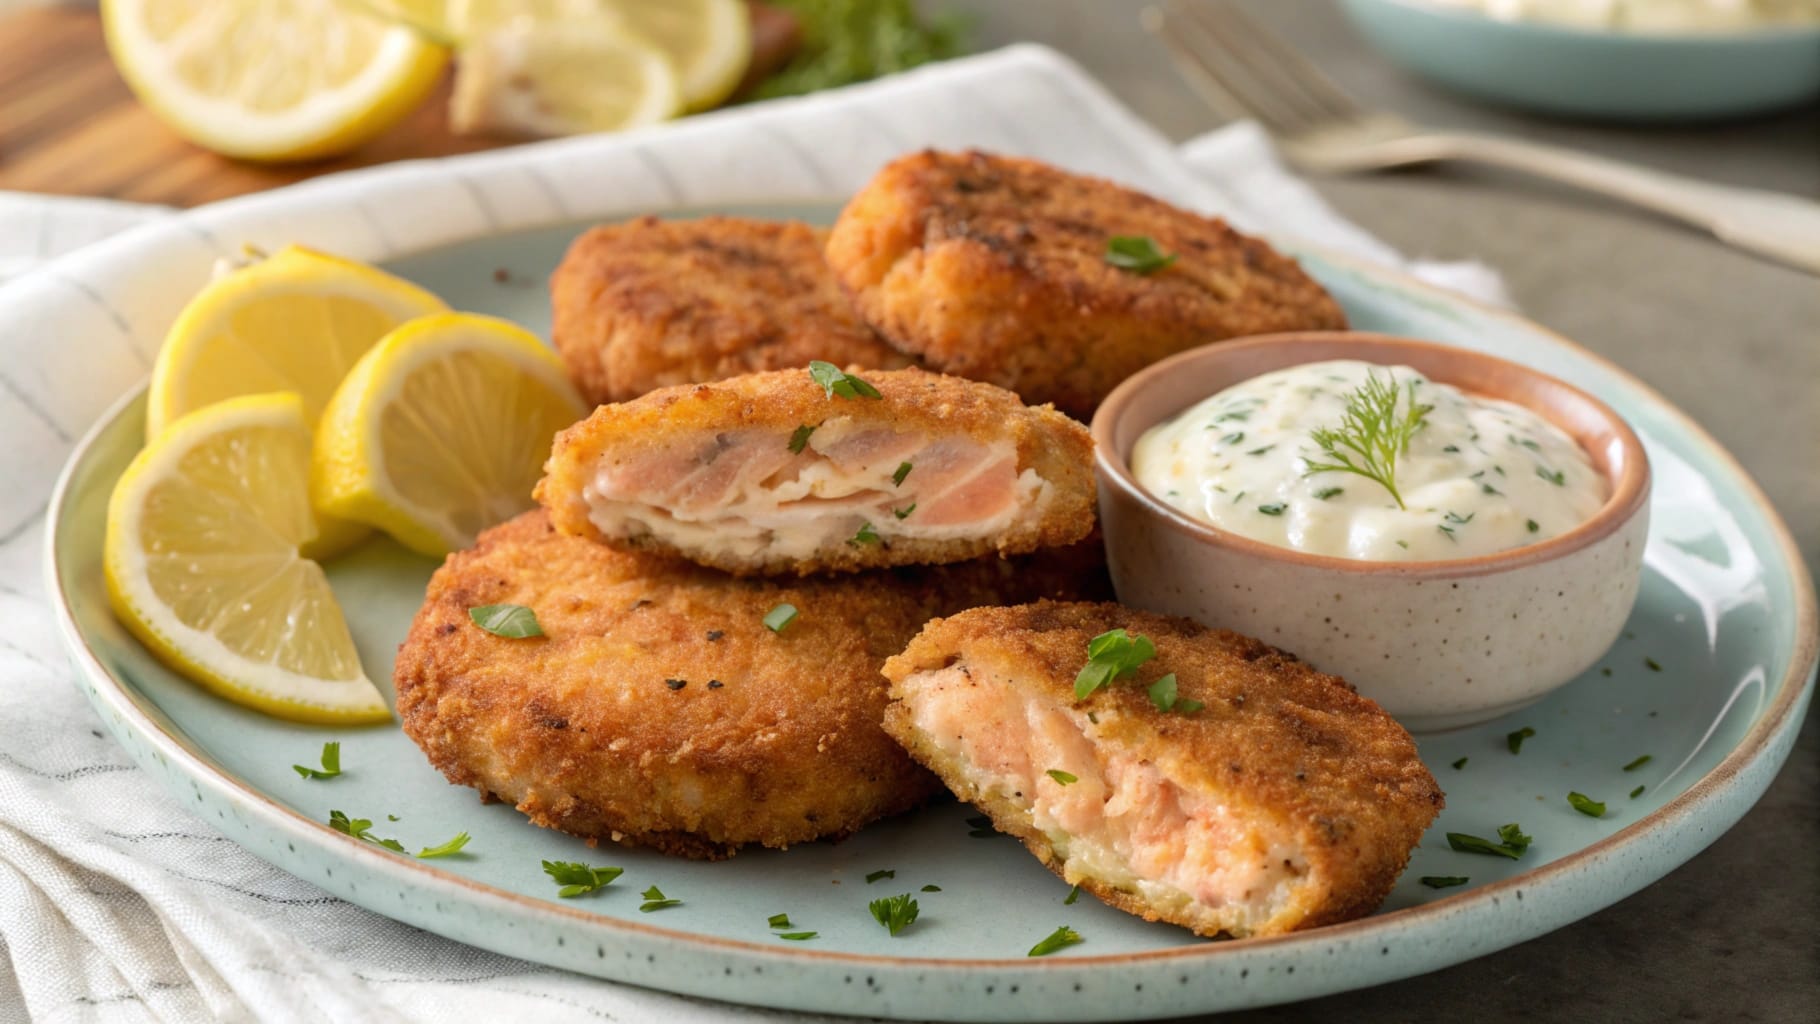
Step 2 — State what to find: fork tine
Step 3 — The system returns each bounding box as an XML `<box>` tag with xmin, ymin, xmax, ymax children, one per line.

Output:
<box><xmin>1143</xmin><ymin>3</ymin><xmax>1303</xmax><ymax>134</ymax></box>
<box><xmin>1182</xmin><ymin>1</ymin><xmax>1364</xmax><ymax>126</ymax></box>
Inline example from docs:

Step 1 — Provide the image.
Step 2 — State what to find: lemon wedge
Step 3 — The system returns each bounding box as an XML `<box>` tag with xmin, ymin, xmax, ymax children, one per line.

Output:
<box><xmin>448</xmin><ymin>18</ymin><xmax>683</xmax><ymax>137</ymax></box>
<box><xmin>147</xmin><ymin>245</ymin><xmax>448</xmax><ymax>437</ymax></box>
<box><xmin>313</xmin><ymin>313</ymin><xmax>589</xmax><ymax>557</ymax></box>
<box><xmin>608</xmin><ymin>0</ymin><xmax>751</xmax><ymax>112</ymax></box>
<box><xmin>101</xmin><ymin>0</ymin><xmax>448</xmax><ymax>162</ymax></box>
<box><xmin>105</xmin><ymin>393</ymin><xmax>389</xmax><ymax>725</ymax></box>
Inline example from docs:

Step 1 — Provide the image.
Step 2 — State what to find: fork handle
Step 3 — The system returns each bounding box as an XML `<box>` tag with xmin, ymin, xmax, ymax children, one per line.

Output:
<box><xmin>1409</xmin><ymin>133</ymin><xmax>1820</xmax><ymax>276</ymax></box>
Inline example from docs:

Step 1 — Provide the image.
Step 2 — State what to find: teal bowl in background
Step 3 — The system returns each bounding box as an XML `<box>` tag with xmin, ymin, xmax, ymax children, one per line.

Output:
<box><xmin>1340</xmin><ymin>0</ymin><xmax>1820</xmax><ymax>121</ymax></box>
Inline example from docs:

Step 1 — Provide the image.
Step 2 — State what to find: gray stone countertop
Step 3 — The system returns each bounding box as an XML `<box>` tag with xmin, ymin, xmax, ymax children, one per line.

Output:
<box><xmin>944</xmin><ymin>1</ymin><xmax>1818</xmax><ymax>1021</ymax></box>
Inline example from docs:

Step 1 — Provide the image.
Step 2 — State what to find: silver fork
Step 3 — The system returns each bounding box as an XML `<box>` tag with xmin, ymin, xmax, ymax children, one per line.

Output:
<box><xmin>1142</xmin><ymin>0</ymin><xmax>1820</xmax><ymax>276</ymax></box>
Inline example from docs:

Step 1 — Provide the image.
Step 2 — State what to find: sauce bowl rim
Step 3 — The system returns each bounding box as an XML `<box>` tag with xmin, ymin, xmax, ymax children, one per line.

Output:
<box><xmin>1089</xmin><ymin>331</ymin><xmax>1651</xmax><ymax>579</ymax></box>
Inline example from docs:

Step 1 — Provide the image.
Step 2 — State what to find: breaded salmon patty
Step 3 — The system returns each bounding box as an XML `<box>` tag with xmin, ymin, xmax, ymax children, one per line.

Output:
<box><xmin>825</xmin><ymin>150</ymin><xmax>1348</xmax><ymax>418</ymax></box>
<box><xmin>395</xmin><ymin>512</ymin><xmax>1109</xmax><ymax>860</ymax></box>
<box><xmin>535</xmin><ymin>366</ymin><xmax>1095</xmax><ymax>576</ymax></box>
<box><xmin>881</xmin><ymin>601</ymin><xmax>1442</xmax><ymax>938</ymax></box>
<box><xmin>551</xmin><ymin>215</ymin><xmax>912</xmax><ymax>404</ymax></box>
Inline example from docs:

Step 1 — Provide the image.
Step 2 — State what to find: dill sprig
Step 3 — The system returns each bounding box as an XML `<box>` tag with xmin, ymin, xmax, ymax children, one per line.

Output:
<box><xmin>1302</xmin><ymin>371</ymin><xmax>1433</xmax><ymax>510</ymax></box>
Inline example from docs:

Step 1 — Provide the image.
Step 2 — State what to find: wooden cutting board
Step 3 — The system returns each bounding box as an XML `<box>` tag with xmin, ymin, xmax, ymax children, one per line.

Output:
<box><xmin>0</xmin><ymin>8</ymin><xmax>511</xmax><ymax>208</ymax></box>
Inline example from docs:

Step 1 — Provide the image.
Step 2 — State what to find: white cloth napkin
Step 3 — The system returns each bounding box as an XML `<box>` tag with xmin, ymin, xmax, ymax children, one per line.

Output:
<box><xmin>0</xmin><ymin>45</ymin><xmax>1503</xmax><ymax>1024</ymax></box>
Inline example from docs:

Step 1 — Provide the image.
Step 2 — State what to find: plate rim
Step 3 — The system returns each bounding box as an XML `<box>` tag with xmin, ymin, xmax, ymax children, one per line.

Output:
<box><xmin>39</xmin><ymin>222</ymin><xmax>1818</xmax><ymax>979</ymax></box>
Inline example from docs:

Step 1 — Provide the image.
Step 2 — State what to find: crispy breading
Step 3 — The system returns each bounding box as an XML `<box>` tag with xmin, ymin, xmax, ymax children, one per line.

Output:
<box><xmin>535</xmin><ymin>366</ymin><xmax>1096</xmax><ymax>576</ymax></box>
<box><xmin>825</xmin><ymin>150</ymin><xmax>1348</xmax><ymax>418</ymax></box>
<box><xmin>394</xmin><ymin>512</ymin><xmax>1109</xmax><ymax>860</ymax></box>
<box><xmin>881</xmin><ymin>600</ymin><xmax>1441</xmax><ymax>938</ymax></box>
<box><xmin>550</xmin><ymin>216</ymin><xmax>913</xmax><ymax>404</ymax></box>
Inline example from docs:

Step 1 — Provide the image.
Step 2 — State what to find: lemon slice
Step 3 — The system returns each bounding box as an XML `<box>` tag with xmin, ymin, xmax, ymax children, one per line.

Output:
<box><xmin>148</xmin><ymin>245</ymin><xmax>447</xmax><ymax>437</ymax></box>
<box><xmin>106</xmin><ymin>393</ymin><xmax>389</xmax><ymax>725</ymax></box>
<box><xmin>448</xmin><ymin>19</ymin><xmax>683</xmax><ymax>137</ymax></box>
<box><xmin>607</xmin><ymin>0</ymin><xmax>751</xmax><ymax>112</ymax></box>
<box><xmin>101</xmin><ymin>0</ymin><xmax>448</xmax><ymax>162</ymax></box>
<box><xmin>313</xmin><ymin>313</ymin><xmax>589</xmax><ymax>556</ymax></box>
<box><xmin>354</xmin><ymin>0</ymin><xmax>603</xmax><ymax>43</ymax></box>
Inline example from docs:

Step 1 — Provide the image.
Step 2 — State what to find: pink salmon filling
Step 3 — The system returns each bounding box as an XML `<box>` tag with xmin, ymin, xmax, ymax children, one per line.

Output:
<box><xmin>899</xmin><ymin>662</ymin><xmax>1308</xmax><ymax>927</ymax></box>
<box><xmin>579</xmin><ymin>418</ymin><xmax>1051</xmax><ymax>562</ymax></box>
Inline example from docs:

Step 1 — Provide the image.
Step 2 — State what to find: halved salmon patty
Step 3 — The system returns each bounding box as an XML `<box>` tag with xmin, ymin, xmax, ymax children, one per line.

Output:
<box><xmin>536</xmin><ymin>367</ymin><xmax>1094</xmax><ymax>576</ymax></box>
<box><xmin>881</xmin><ymin>601</ymin><xmax>1442</xmax><ymax>938</ymax></box>
<box><xmin>395</xmin><ymin>512</ymin><xmax>1110</xmax><ymax>859</ymax></box>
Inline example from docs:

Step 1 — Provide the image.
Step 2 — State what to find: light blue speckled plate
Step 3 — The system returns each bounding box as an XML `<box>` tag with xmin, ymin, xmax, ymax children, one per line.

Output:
<box><xmin>45</xmin><ymin>209</ymin><xmax>1816</xmax><ymax>1021</ymax></box>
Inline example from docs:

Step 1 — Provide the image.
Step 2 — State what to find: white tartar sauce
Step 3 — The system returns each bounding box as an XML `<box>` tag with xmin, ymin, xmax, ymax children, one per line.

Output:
<box><xmin>1130</xmin><ymin>360</ymin><xmax>1608</xmax><ymax>561</ymax></box>
<box><xmin>1425</xmin><ymin>0</ymin><xmax>1820</xmax><ymax>32</ymax></box>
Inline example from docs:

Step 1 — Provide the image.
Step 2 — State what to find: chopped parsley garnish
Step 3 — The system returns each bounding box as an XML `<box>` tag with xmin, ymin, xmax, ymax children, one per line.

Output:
<box><xmin>1622</xmin><ymin>755</ymin><xmax>1653</xmax><ymax>772</ymax></box>
<box><xmin>1452</xmin><ymin>757</ymin><xmax>1469</xmax><ymax>770</ymax></box>
<box><xmin>893</xmin><ymin>504</ymin><xmax>916</xmax><ymax>519</ymax></box>
<box><xmin>1246</xmin><ymin>445</ymin><xmax>1275</xmax><ymax>456</ymax></box>
<box><xmin>763</xmin><ymin>603</ymin><xmax>798</xmax><ymax>633</ymax></box>
<box><xmin>1064</xmin><ymin>884</ymin><xmax>1082</xmax><ymax>905</ymax></box>
<box><xmin>416</xmin><ymin>832</ymin><xmax>471</xmax><ymax>858</ymax></box>
<box><xmin>1215</xmin><ymin>409</ymin><xmax>1252</xmax><ymax>423</ymax></box>
<box><xmin>777</xmin><ymin>932</ymin><xmax>818</xmax><ymax>941</ymax></box>
<box><xmin>1314</xmin><ymin>487</ymin><xmax>1344</xmax><ymax>500</ymax></box>
<box><xmin>1304</xmin><ymin>370</ymin><xmax>1433</xmax><ymax>510</ymax></box>
<box><xmin>1258</xmin><ymin>503</ymin><xmax>1286</xmax><ymax>516</ymax></box>
<box><xmin>1480</xmin><ymin>482</ymin><xmax>1502</xmax><ymax>496</ymax></box>
<box><xmin>892</xmin><ymin>461</ymin><xmax>913</xmax><ymax>487</ymax></box>
<box><xmin>294</xmin><ymin>741</ymin><xmax>342</xmax><ymax>780</ymax></box>
<box><xmin>1420</xmin><ymin>876</ymin><xmax>1469</xmax><ymax>889</ymax></box>
<box><xmin>327</xmin><ymin>810</ymin><xmax>404</xmax><ymax>853</ymax></box>
<box><xmin>868</xmin><ymin>894</ymin><xmax>919</xmax><ymax>936</ymax></box>
<box><xmin>866</xmin><ymin>869</ymin><xmax>896</xmax><ymax>884</ymax></box>
<box><xmin>1630</xmin><ymin>785</ymin><xmax>1646</xmax><ymax>799</ymax></box>
<box><xmin>1510</xmin><ymin>435</ymin><xmax>1542</xmax><ymax>452</ymax></box>
<box><xmin>966</xmin><ymin>815</ymin><xmax>998</xmax><ymax>838</ymax></box>
<box><xmin>1536</xmin><ymin>466</ymin><xmax>1566</xmax><ymax>486</ymax></box>
<box><xmin>1446</xmin><ymin>823</ymin><xmax>1532</xmax><ymax>860</ymax></box>
<box><xmin>1443</xmin><ymin>510</ymin><xmax>1474</xmax><ymax>525</ymax></box>
<box><xmin>1074</xmin><ymin>628</ymin><xmax>1157</xmax><ymax>700</ymax></box>
<box><xmin>1220</xmin><ymin>431</ymin><xmax>1246</xmax><ymax>446</ymax></box>
<box><xmin>788</xmin><ymin>424</ymin><xmax>816</xmax><ymax>453</ymax></box>
<box><xmin>921</xmin><ymin>884</ymin><xmax>942</xmax><ymax>892</ymax></box>
<box><xmin>768</xmin><ymin>913</ymin><xmax>793</xmax><ymax>928</ymax></box>
<box><xmin>1045</xmin><ymin>769</ymin><xmax>1078</xmax><ymax>786</ymax></box>
<box><xmin>1437</xmin><ymin>524</ymin><xmax>1457</xmax><ymax>542</ymax></box>
<box><xmin>1644</xmin><ymin>657</ymin><xmax>1662</xmax><ymax>672</ymax></box>
<box><xmin>543</xmin><ymin>860</ymin><xmax>624</xmax><ymax>898</ymax></box>
<box><xmin>850</xmin><ymin>521</ymin><xmax>881</xmax><ymax>546</ymax></box>
<box><xmin>1104</xmin><ymin>235</ymin><xmax>1177</xmax><ymax>275</ymax></box>
<box><xmin>1441</xmin><ymin>445</ymin><xmax>1460</xmax><ymax>453</ymax></box>
<box><xmin>1027</xmin><ymin>925</ymin><xmax>1084</xmax><ymax>957</ymax></box>
<box><xmin>1507</xmin><ymin>726</ymin><xmax>1536</xmax><ymax>754</ymax></box>
<box><xmin>1396</xmin><ymin>540</ymin><xmax>1409</xmax><ymax>549</ymax></box>
<box><xmin>1567</xmin><ymin>792</ymin><xmax>1606</xmax><ymax>818</ymax></box>
<box><xmin>1143</xmin><ymin>672</ymin><xmax>1199</xmax><ymax>713</ymax></box>
<box><xmin>639</xmin><ymin>885</ymin><xmax>682</xmax><ymax>912</ymax></box>
<box><xmin>469</xmin><ymin>603</ymin><xmax>542</xmax><ymax>638</ymax></box>
<box><xmin>808</xmin><ymin>361</ymin><xmax>883</xmax><ymax>399</ymax></box>
<box><xmin>1526</xmin><ymin>519</ymin><xmax>1540</xmax><ymax>533</ymax></box>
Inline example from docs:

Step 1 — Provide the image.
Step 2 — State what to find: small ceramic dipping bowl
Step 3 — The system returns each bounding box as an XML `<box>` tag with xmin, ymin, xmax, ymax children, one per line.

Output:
<box><xmin>1092</xmin><ymin>332</ymin><xmax>1650</xmax><ymax>732</ymax></box>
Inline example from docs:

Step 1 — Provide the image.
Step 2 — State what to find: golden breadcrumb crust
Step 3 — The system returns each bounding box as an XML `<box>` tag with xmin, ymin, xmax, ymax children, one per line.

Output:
<box><xmin>881</xmin><ymin>600</ymin><xmax>1441</xmax><ymax>937</ymax></box>
<box><xmin>551</xmin><ymin>216</ymin><xmax>912</xmax><ymax>404</ymax></box>
<box><xmin>395</xmin><ymin>512</ymin><xmax>1110</xmax><ymax>859</ymax></box>
<box><xmin>535</xmin><ymin>366</ymin><xmax>1096</xmax><ymax>575</ymax></box>
<box><xmin>826</xmin><ymin>150</ymin><xmax>1348</xmax><ymax>418</ymax></box>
